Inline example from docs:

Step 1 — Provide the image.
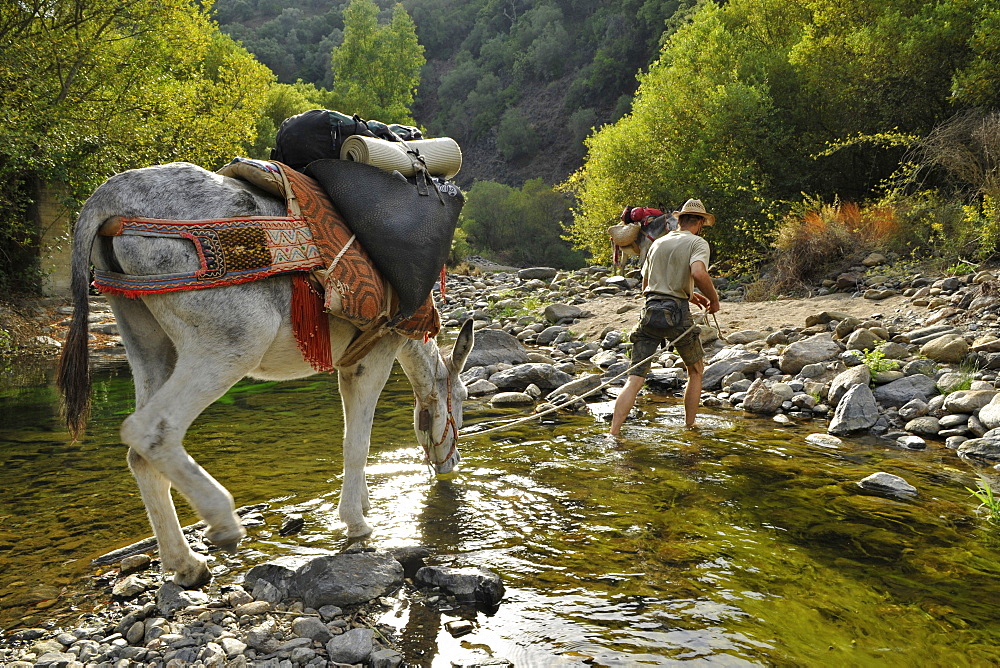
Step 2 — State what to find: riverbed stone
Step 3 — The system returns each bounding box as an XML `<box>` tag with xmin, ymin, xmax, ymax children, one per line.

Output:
<box><xmin>703</xmin><ymin>349</ymin><xmax>772</xmax><ymax>390</ymax></box>
<box><xmin>463</xmin><ymin>329</ymin><xmax>530</xmax><ymax>370</ymax></box>
<box><xmin>779</xmin><ymin>333</ymin><xmax>843</xmax><ymax>374</ymax></box>
<box><xmin>872</xmin><ymin>374</ymin><xmax>938</xmax><ymax>408</ymax></box>
<box><xmin>742</xmin><ymin>379</ymin><xmax>783</xmax><ymax>415</ymax></box>
<box><xmin>977</xmin><ymin>395</ymin><xmax>1000</xmax><ymax>430</ymax></box>
<box><xmin>905</xmin><ymin>416</ymin><xmax>940</xmax><ymax>436</ymax></box>
<box><xmin>898</xmin><ymin>398</ymin><xmax>929</xmax><ymax>421</ymax></box>
<box><xmin>829</xmin><ymin>384</ymin><xmax>880</xmax><ymax>435</ymax></box>
<box><xmin>846</xmin><ymin>328</ymin><xmax>883</xmax><ymax>352</ymax></box>
<box><xmin>543</xmin><ymin>303</ymin><xmax>585</xmax><ymax>324</ymax></box>
<box><xmin>415</xmin><ymin>566</ymin><xmax>505</xmax><ymax>609</ymax></box>
<box><xmin>857</xmin><ymin>472</ymin><xmax>918</xmax><ymax>496</ymax></box>
<box><xmin>957</xmin><ymin>437</ymin><xmax>1000</xmax><ymax>463</ymax></box>
<box><xmin>920</xmin><ymin>334</ymin><xmax>970</xmax><ymax>363</ymax></box>
<box><xmin>326</xmin><ymin>628</ymin><xmax>375</xmax><ymax>665</ymax></box>
<box><xmin>489</xmin><ymin>363</ymin><xmax>573</xmax><ymax>391</ymax></box>
<box><xmin>491</xmin><ymin>391</ymin><xmax>535</xmax><ymax>406</ymax></box>
<box><xmin>942</xmin><ymin>390</ymin><xmax>998</xmax><ymax>414</ymax></box>
<box><xmin>828</xmin><ymin>365</ymin><xmax>871</xmax><ymax>406</ymax></box>
<box><xmin>726</xmin><ymin>330</ymin><xmax>767</xmax><ymax>345</ymax></box>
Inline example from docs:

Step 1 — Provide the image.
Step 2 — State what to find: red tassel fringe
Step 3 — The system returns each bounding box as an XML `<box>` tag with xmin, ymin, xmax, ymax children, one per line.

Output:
<box><xmin>292</xmin><ymin>274</ymin><xmax>334</xmax><ymax>373</ymax></box>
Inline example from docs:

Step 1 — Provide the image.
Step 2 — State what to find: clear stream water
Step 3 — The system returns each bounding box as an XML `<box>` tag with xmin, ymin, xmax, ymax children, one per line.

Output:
<box><xmin>2</xmin><ymin>354</ymin><xmax>1000</xmax><ymax>666</ymax></box>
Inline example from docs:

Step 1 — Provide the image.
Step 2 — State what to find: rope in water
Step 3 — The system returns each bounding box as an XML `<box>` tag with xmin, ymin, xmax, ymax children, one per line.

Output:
<box><xmin>462</xmin><ymin>309</ymin><xmax>716</xmax><ymax>437</ymax></box>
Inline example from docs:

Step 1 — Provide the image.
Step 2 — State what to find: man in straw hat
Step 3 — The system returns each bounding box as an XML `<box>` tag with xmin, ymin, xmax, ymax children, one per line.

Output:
<box><xmin>610</xmin><ymin>199</ymin><xmax>721</xmax><ymax>434</ymax></box>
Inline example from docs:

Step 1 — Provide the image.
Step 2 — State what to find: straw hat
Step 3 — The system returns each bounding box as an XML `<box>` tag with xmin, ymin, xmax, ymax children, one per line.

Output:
<box><xmin>673</xmin><ymin>199</ymin><xmax>715</xmax><ymax>226</ymax></box>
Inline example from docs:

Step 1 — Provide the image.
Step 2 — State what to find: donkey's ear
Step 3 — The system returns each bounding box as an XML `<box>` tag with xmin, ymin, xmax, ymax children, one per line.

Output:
<box><xmin>449</xmin><ymin>318</ymin><xmax>475</xmax><ymax>374</ymax></box>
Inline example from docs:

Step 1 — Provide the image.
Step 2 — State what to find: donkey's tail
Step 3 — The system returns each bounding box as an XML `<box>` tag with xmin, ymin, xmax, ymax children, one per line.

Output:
<box><xmin>56</xmin><ymin>194</ymin><xmax>108</xmax><ymax>438</ymax></box>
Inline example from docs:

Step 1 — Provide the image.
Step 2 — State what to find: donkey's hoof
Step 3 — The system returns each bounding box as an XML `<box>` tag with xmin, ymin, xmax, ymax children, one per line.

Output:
<box><xmin>205</xmin><ymin>525</ymin><xmax>246</xmax><ymax>555</ymax></box>
<box><xmin>172</xmin><ymin>557</ymin><xmax>212</xmax><ymax>588</ymax></box>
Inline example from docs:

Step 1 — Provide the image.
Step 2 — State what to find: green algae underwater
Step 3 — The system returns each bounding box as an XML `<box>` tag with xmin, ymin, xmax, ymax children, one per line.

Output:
<box><xmin>2</xmin><ymin>356</ymin><xmax>1000</xmax><ymax>666</ymax></box>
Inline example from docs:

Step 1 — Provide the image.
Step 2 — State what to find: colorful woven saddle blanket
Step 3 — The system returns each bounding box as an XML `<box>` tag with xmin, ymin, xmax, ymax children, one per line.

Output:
<box><xmin>92</xmin><ymin>159</ymin><xmax>440</xmax><ymax>368</ymax></box>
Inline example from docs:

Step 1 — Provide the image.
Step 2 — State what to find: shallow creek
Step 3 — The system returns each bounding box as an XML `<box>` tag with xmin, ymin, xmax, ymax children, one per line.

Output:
<box><xmin>2</xmin><ymin>355</ymin><xmax>1000</xmax><ymax>666</ymax></box>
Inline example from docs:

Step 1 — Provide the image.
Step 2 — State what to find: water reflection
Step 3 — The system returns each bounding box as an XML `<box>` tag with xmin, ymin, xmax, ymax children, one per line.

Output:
<box><xmin>2</xmin><ymin>357</ymin><xmax>1000</xmax><ymax>665</ymax></box>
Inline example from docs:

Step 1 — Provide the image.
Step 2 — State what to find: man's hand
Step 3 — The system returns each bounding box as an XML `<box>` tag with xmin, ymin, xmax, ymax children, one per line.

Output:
<box><xmin>690</xmin><ymin>292</ymin><xmax>710</xmax><ymax>309</ymax></box>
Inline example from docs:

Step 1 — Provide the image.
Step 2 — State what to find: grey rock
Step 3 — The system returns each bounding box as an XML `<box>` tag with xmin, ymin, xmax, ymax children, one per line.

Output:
<box><xmin>942</xmin><ymin>390</ymin><xmax>997</xmax><ymax>414</ymax></box>
<box><xmin>156</xmin><ymin>583</ymin><xmax>209</xmax><ymax>617</ymax></box>
<box><xmin>845</xmin><ymin>328</ymin><xmax>883</xmax><ymax>352</ymax></box>
<box><xmin>518</xmin><ymin>267</ymin><xmax>558</xmax><ymax>280</ymax></box>
<box><xmin>726</xmin><ymin>330</ymin><xmax>766</xmax><ymax>345</ymax></box>
<box><xmin>536</xmin><ymin>325</ymin><xmax>568</xmax><ymax>346</ymax></box>
<box><xmin>462</xmin><ymin>329</ymin><xmax>530</xmax><ymax>370</ymax></box>
<box><xmin>292</xmin><ymin>617</ymin><xmax>332</xmax><ymax>643</ymax></box>
<box><xmin>897</xmin><ymin>434</ymin><xmax>927</xmax><ymax>449</ymax></box>
<box><xmin>920</xmin><ymin>334</ymin><xmax>970</xmax><ymax>363</ymax></box>
<box><xmin>742</xmin><ymin>379</ymin><xmax>783</xmax><ymax>415</ymax></box>
<box><xmin>703</xmin><ymin>349</ymin><xmax>772</xmax><ymax>390</ymax></box>
<box><xmin>829</xmin><ymin>384</ymin><xmax>879</xmax><ymax>435</ymax></box>
<box><xmin>957</xmin><ymin>437</ymin><xmax>1000</xmax><ymax>462</ymax></box>
<box><xmin>244</xmin><ymin>552</ymin><xmax>403</xmax><ymax>609</ymax></box>
<box><xmin>466</xmin><ymin>379</ymin><xmax>499</xmax><ymax>396</ymax></box>
<box><xmin>978</xmin><ymin>394</ymin><xmax>1000</xmax><ymax>430</ymax></box>
<box><xmin>415</xmin><ymin>566</ymin><xmax>505</xmax><ymax>609</ymax></box>
<box><xmin>872</xmin><ymin>374</ymin><xmax>938</xmax><ymax>408</ymax></box>
<box><xmin>779</xmin><ymin>333</ymin><xmax>843</xmax><ymax>374</ymax></box>
<box><xmin>857</xmin><ymin>472</ymin><xmax>918</xmax><ymax>496</ymax></box>
<box><xmin>488</xmin><ymin>363</ymin><xmax>573</xmax><ymax>391</ymax></box>
<box><xmin>898</xmin><ymin>398</ymin><xmax>929</xmax><ymax>421</ymax></box>
<box><xmin>490</xmin><ymin>391</ymin><xmax>535</xmax><ymax>406</ymax></box>
<box><xmin>828</xmin><ymin>365</ymin><xmax>871</xmax><ymax>406</ymax></box>
<box><xmin>543</xmin><ymin>303</ymin><xmax>585</xmax><ymax>323</ymax></box>
<box><xmin>326</xmin><ymin>628</ymin><xmax>374</xmax><ymax>665</ymax></box>
<box><xmin>547</xmin><ymin>374</ymin><xmax>604</xmax><ymax>401</ymax></box>
<box><xmin>904</xmin><ymin>416</ymin><xmax>940</xmax><ymax>436</ymax></box>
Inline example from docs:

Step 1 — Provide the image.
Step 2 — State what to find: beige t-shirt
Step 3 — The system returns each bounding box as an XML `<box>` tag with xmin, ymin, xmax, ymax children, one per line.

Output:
<box><xmin>642</xmin><ymin>230</ymin><xmax>711</xmax><ymax>300</ymax></box>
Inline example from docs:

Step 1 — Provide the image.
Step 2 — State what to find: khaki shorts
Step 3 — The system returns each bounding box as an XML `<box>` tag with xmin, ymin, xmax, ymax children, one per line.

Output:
<box><xmin>628</xmin><ymin>296</ymin><xmax>703</xmax><ymax>376</ymax></box>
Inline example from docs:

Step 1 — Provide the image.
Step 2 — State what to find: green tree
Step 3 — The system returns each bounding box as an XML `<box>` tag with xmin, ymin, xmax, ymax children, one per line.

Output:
<box><xmin>461</xmin><ymin>178</ymin><xmax>585</xmax><ymax>268</ymax></box>
<box><xmin>0</xmin><ymin>0</ymin><xmax>272</xmax><ymax>292</ymax></box>
<box><xmin>329</xmin><ymin>0</ymin><xmax>425</xmax><ymax>123</ymax></box>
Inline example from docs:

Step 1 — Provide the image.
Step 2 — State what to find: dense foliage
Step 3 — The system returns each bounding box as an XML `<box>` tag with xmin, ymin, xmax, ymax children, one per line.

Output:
<box><xmin>460</xmin><ymin>178</ymin><xmax>585</xmax><ymax>267</ymax></box>
<box><xmin>563</xmin><ymin>0</ymin><xmax>1000</xmax><ymax>267</ymax></box>
<box><xmin>0</xmin><ymin>0</ymin><xmax>272</xmax><ymax>292</ymax></box>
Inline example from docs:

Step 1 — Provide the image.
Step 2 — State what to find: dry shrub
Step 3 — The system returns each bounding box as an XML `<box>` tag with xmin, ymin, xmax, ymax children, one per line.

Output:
<box><xmin>747</xmin><ymin>198</ymin><xmax>902</xmax><ymax>300</ymax></box>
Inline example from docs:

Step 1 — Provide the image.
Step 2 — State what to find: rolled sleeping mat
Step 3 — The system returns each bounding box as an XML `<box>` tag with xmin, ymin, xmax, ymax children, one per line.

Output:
<box><xmin>339</xmin><ymin>136</ymin><xmax>463</xmax><ymax>180</ymax></box>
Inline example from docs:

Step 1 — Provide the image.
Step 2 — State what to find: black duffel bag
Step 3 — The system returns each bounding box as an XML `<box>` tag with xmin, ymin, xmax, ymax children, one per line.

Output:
<box><xmin>271</xmin><ymin>109</ymin><xmax>422</xmax><ymax>172</ymax></box>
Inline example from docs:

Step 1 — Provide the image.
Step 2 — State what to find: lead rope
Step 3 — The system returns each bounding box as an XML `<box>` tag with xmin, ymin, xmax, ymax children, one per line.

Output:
<box><xmin>463</xmin><ymin>309</ymin><xmax>715</xmax><ymax>437</ymax></box>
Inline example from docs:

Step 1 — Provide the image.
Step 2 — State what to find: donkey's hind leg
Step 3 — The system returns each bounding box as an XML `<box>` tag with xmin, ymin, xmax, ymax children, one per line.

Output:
<box><xmin>119</xmin><ymin>295</ymin><xmax>281</xmax><ymax>586</ymax></box>
<box><xmin>108</xmin><ymin>296</ymin><xmax>216</xmax><ymax>585</ymax></box>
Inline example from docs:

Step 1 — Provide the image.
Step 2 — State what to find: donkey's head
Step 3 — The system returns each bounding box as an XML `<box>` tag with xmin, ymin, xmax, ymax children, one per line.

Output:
<box><xmin>636</xmin><ymin>213</ymin><xmax>677</xmax><ymax>267</ymax></box>
<box><xmin>412</xmin><ymin>318</ymin><xmax>474</xmax><ymax>474</ymax></box>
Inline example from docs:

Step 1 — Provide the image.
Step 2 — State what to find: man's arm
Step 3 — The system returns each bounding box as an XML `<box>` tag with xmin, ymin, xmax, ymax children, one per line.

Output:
<box><xmin>690</xmin><ymin>260</ymin><xmax>720</xmax><ymax>313</ymax></box>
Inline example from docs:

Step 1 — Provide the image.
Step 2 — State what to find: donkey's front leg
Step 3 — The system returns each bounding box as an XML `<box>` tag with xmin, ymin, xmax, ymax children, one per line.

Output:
<box><xmin>336</xmin><ymin>336</ymin><xmax>401</xmax><ymax>537</ymax></box>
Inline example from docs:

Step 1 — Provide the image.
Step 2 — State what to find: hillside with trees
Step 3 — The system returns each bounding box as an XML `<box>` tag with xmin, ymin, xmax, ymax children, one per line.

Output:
<box><xmin>4</xmin><ymin>0</ymin><xmax>1000</xmax><ymax>294</ymax></box>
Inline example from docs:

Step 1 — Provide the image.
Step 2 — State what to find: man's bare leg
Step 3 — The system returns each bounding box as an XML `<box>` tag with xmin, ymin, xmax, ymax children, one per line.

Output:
<box><xmin>610</xmin><ymin>374</ymin><xmax>645</xmax><ymax>436</ymax></box>
<box><xmin>683</xmin><ymin>360</ymin><xmax>705</xmax><ymax>426</ymax></box>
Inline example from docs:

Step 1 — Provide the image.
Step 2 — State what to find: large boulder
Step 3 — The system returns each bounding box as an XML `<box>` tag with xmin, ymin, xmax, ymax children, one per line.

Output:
<box><xmin>518</xmin><ymin>267</ymin><xmax>558</xmax><ymax>280</ymax></box>
<box><xmin>920</xmin><ymin>334</ymin><xmax>970</xmax><ymax>363</ymax></box>
<box><xmin>872</xmin><ymin>374</ymin><xmax>938</xmax><ymax>408</ymax></box>
<box><xmin>543</xmin><ymin>303</ymin><xmax>586</xmax><ymax>323</ymax></box>
<box><xmin>828</xmin><ymin>383</ymin><xmax>879</xmax><ymax>435</ymax></box>
<box><xmin>978</xmin><ymin>394</ymin><xmax>1000</xmax><ymax>430</ymax></box>
<box><xmin>702</xmin><ymin>349</ymin><xmax>772</xmax><ymax>390</ymax></box>
<box><xmin>956</xmin><ymin>437</ymin><xmax>1000</xmax><ymax>463</ymax></box>
<box><xmin>779</xmin><ymin>333</ymin><xmax>843</xmax><ymax>374</ymax></box>
<box><xmin>742</xmin><ymin>379</ymin><xmax>784</xmax><ymax>415</ymax></box>
<box><xmin>488</xmin><ymin>363</ymin><xmax>573</xmax><ymax>390</ymax></box>
<box><xmin>828</xmin><ymin>365</ymin><xmax>871</xmax><ymax>406</ymax></box>
<box><xmin>462</xmin><ymin>329</ymin><xmax>530</xmax><ymax>370</ymax></box>
<box><xmin>244</xmin><ymin>553</ymin><xmax>403</xmax><ymax>609</ymax></box>
<box><xmin>942</xmin><ymin>390</ymin><xmax>998</xmax><ymax>414</ymax></box>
